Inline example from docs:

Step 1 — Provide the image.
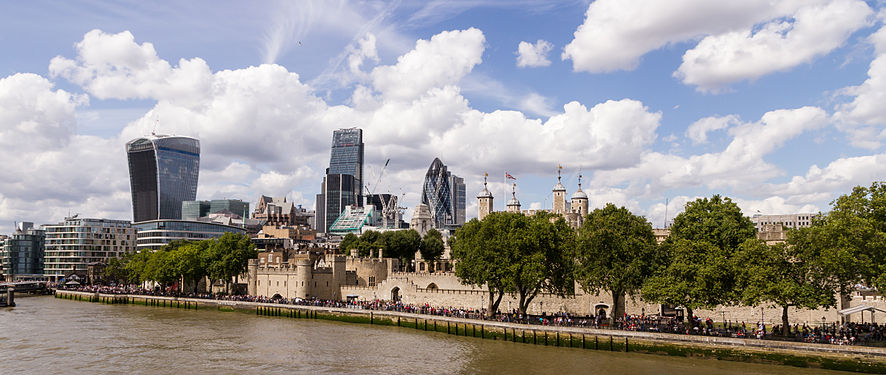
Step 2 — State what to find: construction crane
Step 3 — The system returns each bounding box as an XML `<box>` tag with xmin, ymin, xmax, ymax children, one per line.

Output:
<box><xmin>363</xmin><ymin>159</ymin><xmax>403</xmax><ymax>229</ymax></box>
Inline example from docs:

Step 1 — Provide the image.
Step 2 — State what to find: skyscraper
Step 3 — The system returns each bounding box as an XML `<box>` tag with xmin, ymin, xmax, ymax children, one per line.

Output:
<box><xmin>317</xmin><ymin>128</ymin><xmax>364</xmax><ymax>234</ymax></box>
<box><xmin>126</xmin><ymin>135</ymin><xmax>200</xmax><ymax>222</ymax></box>
<box><xmin>317</xmin><ymin>173</ymin><xmax>359</xmax><ymax>234</ymax></box>
<box><xmin>329</xmin><ymin>128</ymin><xmax>364</xmax><ymax>198</ymax></box>
<box><xmin>421</xmin><ymin>158</ymin><xmax>464</xmax><ymax>229</ymax></box>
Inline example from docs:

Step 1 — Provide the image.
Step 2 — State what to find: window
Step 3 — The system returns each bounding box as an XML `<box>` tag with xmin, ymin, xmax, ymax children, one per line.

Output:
<box><xmin>369</xmin><ymin>276</ymin><xmax>376</xmax><ymax>287</ymax></box>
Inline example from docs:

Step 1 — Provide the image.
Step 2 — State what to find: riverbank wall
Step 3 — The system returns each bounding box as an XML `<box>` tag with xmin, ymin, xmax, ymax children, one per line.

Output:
<box><xmin>54</xmin><ymin>289</ymin><xmax>886</xmax><ymax>373</ymax></box>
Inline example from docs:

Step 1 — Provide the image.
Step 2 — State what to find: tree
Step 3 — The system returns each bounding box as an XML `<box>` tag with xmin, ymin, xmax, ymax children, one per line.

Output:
<box><xmin>208</xmin><ymin>233</ymin><xmax>257</xmax><ymax>294</ymax></box>
<box><xmin>510</xmin><ymin>212</ymin><xmax>576</xmax><ymax>314</ymax></box>
<box><xmin>452</xmin><ymin>212</ymin><xmax>576</xmax><ymax>316</ymax></box>
<box><xmin>420</xmin><ymin>228</ymin><xmax>444</xmax><ymax>261</ymax></box>
<box><xmin>104</xmin><ymin>256</ymin><xmax>129</xmax><ymax>285</ymax></box>
<box><xmin>124</xmin><ymin>251</ymin><xmax>150</xmax><ymax>284</ymax></box>
<box><xmin>339</xmin><ymin>233</ymin><xmax>358</xmax><ymax>254</ymax></box>
<box><xmin>816</xmin><ymin>183</ymin><xmax>886</xmax><ymax>294</ymax></box>
<box><xmin>641</xmin><ymin>239</ymin><xmax>729</xmax><ymax>319</ymax></box>
<box><xmin>576</xmin><ymin>204</ymin><xmax>662</xmax><ymax>323</ymax></box>
<box><xmin>173</xmin><ymin>241</ymin><xmax>209</xmax><ymax>294</ymax></box>
<box><xmin>642</xmin><ymin>195</ymin><xmax>755</xmax><ymax>318</ymax></box>
<box><xmin>451</xmin><ymin>214</ymin><xmax>513</xmax><ymax>315</ymax></box>
<box><xmin>669</xmin><ymin>195</ymin><xmax>756</xmax><ymax>251</ymax></box>
<box><xmin>144</xmin><ymin>250</ymin><xmax>177</xmax><ymax>289</ymax></box>
<box><xmin>736</xmin><ymin>238</ymin><xmax>835</xmax><ymax>336</ymax></box>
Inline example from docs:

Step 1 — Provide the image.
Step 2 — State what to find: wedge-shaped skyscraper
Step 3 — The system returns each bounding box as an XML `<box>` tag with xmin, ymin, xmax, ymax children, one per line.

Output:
<box><xmin>126</xmin><ymin>135</ymin><xmax>200</xmax><ymax>222</ymax></box>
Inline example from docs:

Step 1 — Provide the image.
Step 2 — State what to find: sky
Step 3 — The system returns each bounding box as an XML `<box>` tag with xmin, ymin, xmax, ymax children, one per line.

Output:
<box><xmin>2</xmin><ymin>0</ymin><xmax>886</xmax><ymax>234</ymax></box>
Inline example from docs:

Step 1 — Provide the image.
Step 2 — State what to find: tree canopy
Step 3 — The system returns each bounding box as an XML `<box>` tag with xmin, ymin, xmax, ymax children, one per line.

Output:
<box><xmin>420</xmin><ymin>228</ymin><xmax>445</xmax><ymax>261</ymax></box>
<box><xmin>641</xmin><ymin>195</ymin><xmax>755</xmax><ymax>318</ymax></box>
<box><xmin>451</xmin><ymin>211</ymin><xmax>575</xmax><ymax>315</ymax></box>
<box><xmin>576</xmin><ymin>203</ymin><xmax>661</xmax><ymax>322</ymax></box>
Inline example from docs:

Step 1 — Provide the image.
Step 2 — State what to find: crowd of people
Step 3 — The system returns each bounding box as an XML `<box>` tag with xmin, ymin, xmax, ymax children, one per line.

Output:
<box><xmin>58</xmin><ymin>284</ymin><xmax>885</xmax><ymax>346</ymax></box>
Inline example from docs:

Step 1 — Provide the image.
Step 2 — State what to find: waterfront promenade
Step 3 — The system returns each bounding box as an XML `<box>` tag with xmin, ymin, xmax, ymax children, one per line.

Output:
<box><xmin>53</xmin><ymin>288</ymin><xmax>886</xmax><ymax>372</ymax></box>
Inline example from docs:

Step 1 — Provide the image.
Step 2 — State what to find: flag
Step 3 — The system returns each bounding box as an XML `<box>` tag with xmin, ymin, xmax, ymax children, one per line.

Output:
<box><xmin>558</xmin><ymin>164</ymin><xmax>563</xmax><ymax>170</ymax></box>
<box><xmin>505</xmin><ymin>172</ymin><xmax>516</xmax><ymax>180</ymax></box>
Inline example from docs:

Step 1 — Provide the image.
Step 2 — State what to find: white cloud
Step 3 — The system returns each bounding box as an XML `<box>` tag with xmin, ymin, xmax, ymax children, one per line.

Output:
<box><xmin>685</xmin><ymin>114</ymin><xmax>740</xmax><ymax>144</ymax></box>
<box><xmin>676</xmin><ymin>0</ymin><xmax>872</xmax><ymax>92</ymax></box>
<box><xmin>562</xmin><ymin>0</ymin><xmax>828</xmax><ymax>73</ymax></box>
<box><xmin>593</xmin><ymin>106</ymin><xmax>829</xmax><ymax>193</ymax></box>
<box><xmin>516</xmin><ymin>40</ymin><xmax>553</xmax><ymax>67</ymax></box>
<box><xmin>348</xmin><ymin>33</ymin><xmax>379</xmax><ymax>77</ymax></box>
<box><xmin>370</xmin><ymin>28</ymin><xmax>485</xmax><ymax>101</ymax></box>
<box><xmin>833</xmin><ymin>25</ymin><xmax>886</xmax><ymax>149</ymax></box>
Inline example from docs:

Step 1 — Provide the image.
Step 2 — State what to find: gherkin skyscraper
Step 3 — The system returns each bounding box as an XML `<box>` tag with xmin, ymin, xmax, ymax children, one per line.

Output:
<box><xmin>421</xmin><ymin>158</ymin><xmax>463</xmax><ymax>229</ymax></box>
<box><xmin>126</xmin><ymin>135</ymin><xmax>200</xmax><ymax>222</ymax></box>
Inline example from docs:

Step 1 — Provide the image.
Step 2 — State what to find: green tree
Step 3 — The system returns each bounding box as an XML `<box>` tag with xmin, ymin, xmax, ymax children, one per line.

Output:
<box><xmin>104</xmin><ymin>256</ymin><xmax>129</xmax><ymax>285</ymax></box>
<box><xmin>208</xmin><ymin>233</ymin><xmax>257</xmax><ymax>294</ymax></box>
<box><xmin>451</xmin><ymin>214</ymin><xmax>513</xmax><ymax>315</ymax></box>
<box><xmin>510</xmin><ymin>212</ymin><xmax>576</xmax><ymax>314</ymax></box>
<box><xmin>173</xmin><ymin>241</ymin><xmax>209</xmax><ymax>294</ymax></box>
<box><xmin>642</xmin><ymin>195</ymin><xmax>755</xmax><ymax>318</ymax></box>
<box><xmin>144</xmin><ymin>250</ymin><xmax>177</xmax><ymax>289</ymax></box>
<box><xmin>736</xmin><ymin>238</ymin><xmax>835</xmax><ymax>335</ymax></box>
<box><xmin>576</xmin><ymin>204</ymin><xmax>661</xmax><ymax>322</ymax></box>
<box><xmin>420</xmin><ymin>228</ymin><xmax>445</xmax><ymax>261</ymax></box>
<box><xmin>339</xmin><ymin>233</ymin><xmax>358</xmax><ymax>254</ymax></box>
<box><xmin>816</xmin><ymin>183</ymin><xmax>886</xmax><ymax>294</ymax></box>
<box><xmin>124</xmin><ymin>251</ymin><xmax>150</xmax><ymax>284</ymax></box>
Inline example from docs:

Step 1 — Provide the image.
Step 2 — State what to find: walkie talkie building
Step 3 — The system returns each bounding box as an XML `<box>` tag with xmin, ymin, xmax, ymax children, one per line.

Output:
<box><xmin>126</xmin><ymin>135</ymin><xmax>200</xmax><ymax>223</ymax></box>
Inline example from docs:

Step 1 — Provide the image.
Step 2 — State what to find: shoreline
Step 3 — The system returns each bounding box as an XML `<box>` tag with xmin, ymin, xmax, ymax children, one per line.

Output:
<box><xmin>53</xmin><ymin>289</ymin><xmax>886</xmax><ymax>373</ymax></box>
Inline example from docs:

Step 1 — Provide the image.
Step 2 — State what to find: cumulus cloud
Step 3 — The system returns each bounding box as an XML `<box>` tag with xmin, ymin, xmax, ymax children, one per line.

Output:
<box><xmin>516</xmin><ymin>40</ymin><xmax>553</xmax><ymax>67</ymax></box>
<box><xmin>370</xmin><ymin>28</ymin><xmax>485</xmax><ymax>101</ymax></box>
<box><xmin>833</xmin><ymin>25</ymin><xmax>886</xmax><ymax>149</ymax></box>
<box><xmin>676</xmin><ymin>0</ymin><xmax>872</xmax><ymax>92</ymax></box>
<box><xmin>685</xmin><ymin>115</ymin><xmax>740</xmax><ymax>144</ymax></box>
<box><xmin>593</xmin><ymin>106</ymin><xmax>829</xmax><ymax>193</ymax></box>
<box><xmin>562</xmin><ymin>0</ymin><xmax>869</xmax><ymax>90</ymax></box>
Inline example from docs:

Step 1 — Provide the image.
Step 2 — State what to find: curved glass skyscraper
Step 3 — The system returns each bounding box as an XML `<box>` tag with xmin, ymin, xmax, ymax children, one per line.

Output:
<box><xmin>422</xmin><ymin>158</ymin><xmax>453</xmax><ymax>229</ymax></box>
<box><xmin>126</xmin><ymin>135</ymin><xmax>200</xmax><ymax>222</ymax></box>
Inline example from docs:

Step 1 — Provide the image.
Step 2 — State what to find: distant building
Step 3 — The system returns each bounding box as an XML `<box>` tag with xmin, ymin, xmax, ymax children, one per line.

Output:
<box><xmin>182</xmin><ymin>199</ymin><xmax>249</xmax><ymax>221</ymax></box>
<box><xmin>410</xmin><ymin>203</ymin><xmax>434</xmax><ymax>236</ymax></box>
<box><xmin>329</xmin><ymin>206</ymin><xmax>376</xmax><ymax>235</ymax></box>
<box><xmin>316</xmin><ymin>128</ymin><xmax>365</xmax><ymax>234</ymax></box>
<box><xmin>317</xmin><ymin>173</ymin><xmax>360</xmax><ymax>234</ymax></box>
<box><xmin>43</xmin><ymin>217</ymin><xmax>136</xmax><ymax>282</ymax></box>
<box><xmin>133</xmin><ymin>219</ymin><xmax>246</xmax><ymax>251</ymax></box>
<box><xmin>477</xmin><ymin>176</ymin><xmax>494</xmax><ymax>221</ymax></box>
<box><xmin>477</xmin><ymin>167</ymin><xmax>585</xmax><ymax>229</ymax></box>
<box><xmin>329</xmin><ymin>128</ymin><xmax>364</xmax><ymax>198</ymax></box>
<box><xmin>0</xmin><ymin>222</ymin><xmax>45</xmax><ymax>281</ymax></box>
<box><xmin>126</xmin><ymin>135</ymin><xmax>200</xmax><ymax>222</ymax></box>
<box><xmin>252</xmin><ymin>196</ymin><xmax>311</xmax><ymax>227</ymax></box>
<box><xmin>750</xmin><ymin>213</ymin><xmax>816</xmax><ymax>232</ymax></box>
<box><xmin>421</xmin><ymin>158</ymin><xmax>465</xmax><ymax>229</ymax></box>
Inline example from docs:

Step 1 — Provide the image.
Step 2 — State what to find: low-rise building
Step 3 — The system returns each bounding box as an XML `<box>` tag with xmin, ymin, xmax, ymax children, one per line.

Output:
<box><xmin>133</xmin><ymin>219</ymin><xmax>245</xmax><ymax>250</ymax></box>
<box><xmin>43</xmin><ymin>217</ymin><xmax>135</xmax><ymax>282</ymax></box>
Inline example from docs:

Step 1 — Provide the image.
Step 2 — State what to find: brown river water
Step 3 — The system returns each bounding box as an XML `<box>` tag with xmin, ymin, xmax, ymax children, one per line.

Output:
<box><xmin>0</xmin><ymin>296</ymin><xmax>853</xmax><ymax>374</ymax></box>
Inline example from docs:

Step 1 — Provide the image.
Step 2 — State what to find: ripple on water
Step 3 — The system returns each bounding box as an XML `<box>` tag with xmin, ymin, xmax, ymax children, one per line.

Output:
<box><xmin>0</xmin><ymin>297</ymin><xmax>856</xmax><ymax>375</ymax></box>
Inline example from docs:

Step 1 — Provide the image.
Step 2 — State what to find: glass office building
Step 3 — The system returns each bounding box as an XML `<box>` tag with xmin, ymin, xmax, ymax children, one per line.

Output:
<box><xmin>422</xmin><ymin>158</ymin><xmax>453</xmax><ymax>229</ymax></box>
<box><xmin>450</xmin><ymin>175</ymin><xmax>466</xmax><ymax>226</ymax></box>
<box><xmin>126</xmin><ymin>135</ymin><xmax>200</xmax><ymax>222</ymax></box>
<box><xmin>328</xmin><ymin>128</ymin><xmax>363</xmax><ymax>198</ymax></box>
<box><xmin>133</xmin><ymin>220</ymin><xmax>246</xmax><ymax>251</ymax></box>
<box><xmin>0</xmin><ymin>222</ymin><xmax>45</xmax><ymax>281</ymax></box>
<box><xmin>317</xmin><ymin>174</ymin><xmax>359</xmax><ymax>234</ymax></box>
<box><xmin>182</xmin><ymin>199</ymin><xmax>249</xmax><ymax>221</ymax></box>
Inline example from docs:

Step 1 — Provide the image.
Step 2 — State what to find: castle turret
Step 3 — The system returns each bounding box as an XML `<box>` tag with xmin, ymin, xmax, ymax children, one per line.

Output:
<box><xmin>571</xmin><ymin>174</ymin><xmax>589</xmax><ymax>217</ymax></box>
<box><xmin>477</xmin><ymin>173</ymin><xmax>494</xmax><ymax>220</ymax></box>
<box><xmin>507</xmin><ymin>183</ymin><xmax>521</xmax><ymax>213</ymax></box>
<box><xmin>553</xmin><ymin>166</ymin><xmax>567</xmax><ymax>215</ymax></box>
<box><xmin>295</xmin><ymin>257</ymin><xmax>312</xmax><ymax>299</ymax></box>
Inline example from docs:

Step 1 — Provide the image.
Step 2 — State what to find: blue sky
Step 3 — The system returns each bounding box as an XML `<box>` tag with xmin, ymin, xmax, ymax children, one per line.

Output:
<box><xmin>2</xmin><ymin>0</ymin><xmax>886</xmax><ymax>234</ymax></box>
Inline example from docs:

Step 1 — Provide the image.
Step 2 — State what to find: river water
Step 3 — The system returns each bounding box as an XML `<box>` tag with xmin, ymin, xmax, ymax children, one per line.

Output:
<box><xmin>1</xmin><ymin>296</ymin><xmax>851</xmax><ymax>374</ymax></box>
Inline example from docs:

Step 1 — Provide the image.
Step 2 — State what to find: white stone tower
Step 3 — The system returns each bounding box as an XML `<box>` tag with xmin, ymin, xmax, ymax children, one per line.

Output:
<box><xmin>477</xmin><ymin>173</ymin><xmax>494</xmax><ymax>220</ymax></box>
<box><xmin>571</xmin><ymin>174</ymin><xmax>589</xmax><ymax>217</ymax></box>
<box><xmin>553</xmin><ymin>166</ymin><xmax>567</xmax><ymax>215</ymax></box>
<box><xmin>506</xmin><ymin>183</ymin><xmax>521</xmax><ymax>213</ymax></box>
